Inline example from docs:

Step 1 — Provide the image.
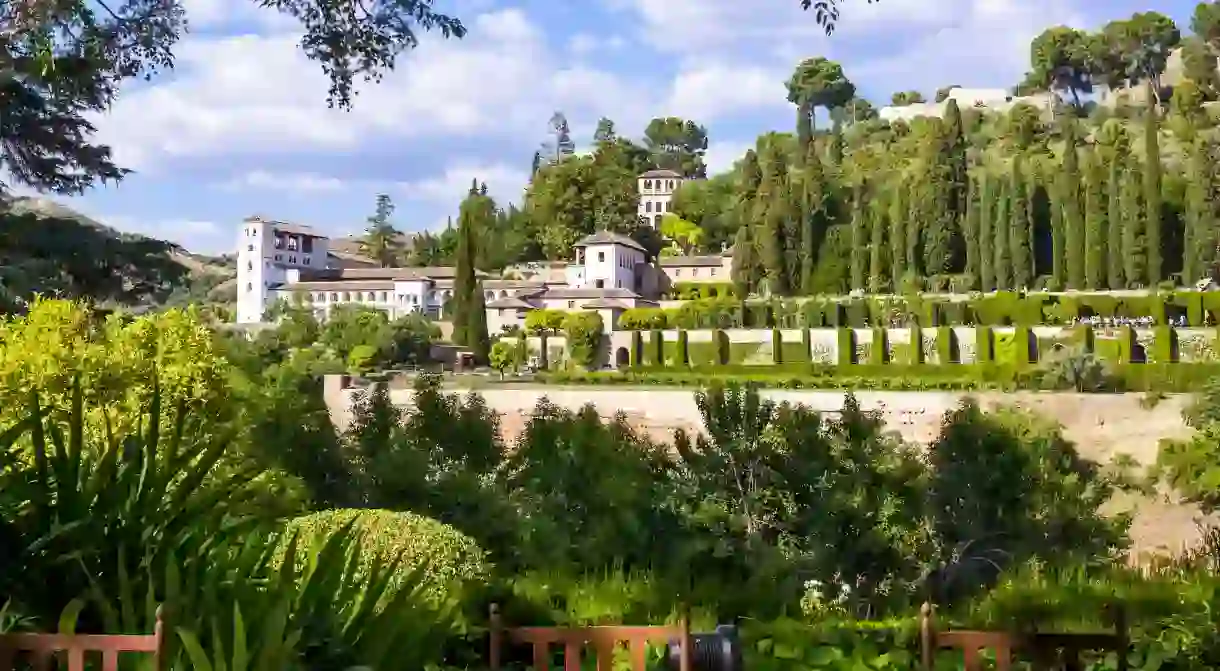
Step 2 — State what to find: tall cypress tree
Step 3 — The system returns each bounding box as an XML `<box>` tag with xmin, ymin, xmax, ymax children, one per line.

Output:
<box><xmin>755</xmin><ymin>152</ymin><xmax>788</xmax><ymax>295</ymax></box>
<box><xmin>868</xmin><ymin>198</ymin><xmax>887</xmax><ymax>292</ymax></box>
<box><xmin>1120</xmin><ymin>152</ymin><xmax>1145</xmax><ymax>287</ymax></box>
<box><xmin>889</xmin><ymin>177</ymin><xmax>908</xmax><ymax>286</ymax></box>
<box><xmin>979</xmin><ymin>172</ymin><xmax>995</xmax><ymax>292</ymax></box>
<box><xmin>850</xmin><ymin>180</ymin><xmax>867</xmax><ymax>290</ymax></box>
<box><xmin>943</xmin><ymin>99</ymin><xmax>969</xmax><ymax>273</ymax></box>
<box><xmin>1060</xmin><ymin>121</ymin><xmax>1085</xmax><ymax>290</ymax></box>
<box><xmin>1106</xmin><ymin>130</ymin><xmax>1127</xmax><ymax>290</ymax></box>
<box><xmin>731</xmin><ymin>225</ymin><xmax>760</xmax><ymax>297</ymax></box>
<box><xmin>963</xmin><ymin>173</ymin><xmax>980</xmax><ymax>289</ymax></box>
<box><xmin>1010</xmin><ymin>156</ymin><xmax>1032</xmax><ymax>290</ymax></box>
<box><xmin>994</xmin><ymin>173</ymin><xmax>1012</xmax><ymax>291</ymax></box>
<box><xmin>801</xmin><ymin>143</ymin><xmax>830</xmax><ymax>293</ymax></box>
<box><xmin>453</xmin><ymin>181</ymin><xmax>490</xmax><ymax>363</ymax></box>
<box><xmin>1143</xmin><ymin>88</ymin><xmax>1163</xmax><ymax>284</ymax></box>
<box><xmin>1082</xmin><ymin>148</ymin><xmax>1107</xmax><ymax>290</ymax></box>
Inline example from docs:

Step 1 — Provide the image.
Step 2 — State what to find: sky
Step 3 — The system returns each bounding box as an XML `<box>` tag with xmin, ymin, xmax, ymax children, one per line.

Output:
<box><xmin>9</xmin><ymin>0</ymin><xmax>1202</xmax><ymax>255</ymax></box>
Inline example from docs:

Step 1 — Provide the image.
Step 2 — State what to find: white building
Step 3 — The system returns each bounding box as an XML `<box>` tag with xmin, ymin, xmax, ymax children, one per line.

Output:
<box><xmin>637</xmin><ymin>169</ymin><xmax>683</xmax><ymax>228</ymax></box>
<box><xmin>878</xmin><ymin>87</ymin><xmax>1055</xmax><ymax>122</ymax></box>
<box><xmin>236</xmin><ymin>217</ymin><xmax>331</xmax><ymax>323</ymax></box>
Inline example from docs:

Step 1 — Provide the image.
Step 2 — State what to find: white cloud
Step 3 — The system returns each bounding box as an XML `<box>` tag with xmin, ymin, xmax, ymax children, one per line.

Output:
<box><xmin>396</xmin><ymin>162</ymin><xmax>532</xmax><ymax>206</ymax></box>
<box><xmin>664</xmin><ymin>63</ymin><xmax>788</xmax><ymax>120</ymax></box>
<box><xmin>220</xmin><ymin>170</ymin><xmax>347</xmax><ymax>192</ymax></box>
<box><xmin>568</xmin><ymin>33</ymin><xmax>627</xmax><ymax>56</ymax></box>
<box><xmin>95</xmin><ymin>9</ymin><xmax>654</xmax><ymax>171</ymax></box>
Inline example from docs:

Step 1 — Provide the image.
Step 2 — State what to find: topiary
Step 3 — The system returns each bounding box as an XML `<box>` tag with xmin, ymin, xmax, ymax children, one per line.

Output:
<box><xmin>282</xmin><ymin>508</ymin><xmax>489</xmax><ymax>606</ymax></box>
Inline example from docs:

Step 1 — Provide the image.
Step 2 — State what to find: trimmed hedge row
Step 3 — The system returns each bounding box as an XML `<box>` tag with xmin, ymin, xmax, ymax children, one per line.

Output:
<box><xmin>616</xmin><ymin>291</ymin><xmax>1220</xmax><ymax>331</ymax></box>
<box><xmin>545</xmin><ymin>362</ymin><xmax>1220</xmax><ymax>392</ymax></box>
<box><xmin>625</xmin><ymin>326</ymin><xmax>1200</xmax><ymax>368</ymax></box>
<box><xmin>663</xmin><ymin>281</ymin><xmax>737</xmax><ymax>300</ymax></box>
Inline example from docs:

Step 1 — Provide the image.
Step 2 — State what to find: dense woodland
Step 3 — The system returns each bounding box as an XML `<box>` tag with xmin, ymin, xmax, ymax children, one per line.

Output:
<box><xmin>369</xmin><ymin>5</ymin><xmax>1220</xmax><ymax>300</ymax></box>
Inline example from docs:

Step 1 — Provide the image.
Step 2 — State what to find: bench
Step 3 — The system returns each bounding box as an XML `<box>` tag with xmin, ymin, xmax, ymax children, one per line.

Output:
<box><xmin>489</xmin><ymin>603</ymin><xmax>691</xmax><ymax>671</ymax></box>
<box><xmin>0</xmin><ymin>606</ymin><xmax>163</xmax><ymax>671</ymax></box>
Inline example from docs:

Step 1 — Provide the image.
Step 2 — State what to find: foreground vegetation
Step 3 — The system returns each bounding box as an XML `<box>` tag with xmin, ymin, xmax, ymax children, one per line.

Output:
<box><xmin>5</xmin><ymin>298</ymin><xmax>1220</xmax><ymax>669</ymax></box>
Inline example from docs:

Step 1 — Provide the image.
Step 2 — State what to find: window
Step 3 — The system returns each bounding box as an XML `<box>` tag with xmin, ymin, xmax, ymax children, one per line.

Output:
<box><xmin>616</xmin><ymin>280</ymin><xmax>622</xmax><ymax>288</ymax></box>
<box><xmin>692</xmin><ymin>268</ymin><xmax>699</xmax><ymax>277</ymax></box>
<box><xmin>275</xmin><ymin>254</ymin><xmax>282</xmax><ymax>261</ymax></box>
<box><xmin>654</xmin><ymin>215</ymin><xmax>661</xmax><ymax>226</ymax></box>
<box><xmin>667</xmin><ymin>180</ymin><xmax>674</xmax><ymax>189</ymax></box>
<box><xmin>247</xmin><ymin>261</ymin><xmax>253</xmax><ymax>271</ymax></box>
<box><xmin>675</xmin><ymin>269</ymin><xmax>681</xmax><ymax>277</ymax></box>
<box><xmin>247</xmin><ymin>244</ymin><xmax>254</xmax><ymax>252</ymax></box>
<box><xmin>246</xmin><ymin>283</ymin><xmax>253</xmax><ymax>292</ymax></box>
<box><xmin>645</xmin><ymin>201</ymin><xmax>652</xmax><ymax>213</ymax></box>
<box><xmin>343</xmin><ymin>292</ymin><xmax>351</xmax><ymax>301</ymax></box>
<box><xmin>303</xmin><ymin>255</ymin><xmax>311</xmax><ymax>265</ymax></box>
<box><xmin>287</xmin><ymin>236</ymin><xmax>299</xmax><ymax>251</ymax></box>
<box><xmin>274</xmin><ymin>236</ymin><xmax>284</xmax><ymax>249</ymax></box>
<box><xmin>644</xmin><ymin>179</ymin><xmax>652</xmax><ymax>189</ymax></box>
<box><xmin>331</xmin><ymin>293</ymin><xmax>339</xmax><ymax>301</ymax></box>
<box><xmin>598</xmin><ymin>251</ymin><xmax>605</xmax><ymax>262</ymax></box>
<box><xmin>366</xmin><ymin>292</ymin><xmax>375</xmax><ymax>301</ymax></box>
<box><xmin>568</xmin><ymin>301</ymin><xmax>575</xmax><ymax>308</ymax></box>
<box><xmin>289</xmin><ymin>256</ymin><xmax>296</xmax><ymax>264</ymax></box>
<box><xmin>595</xmin><ymin>279</ymin><xmax>604</xmax><ymax>288</ymax></box>
<box><xmin>303</xmin><ymin>237</ymin><xmax>313</xmax><ymax>253</ymax></box>
<box><xmin>380</xmin><ymin>291</ymin><xmax>388</xmax><ymax>302</ymax></box>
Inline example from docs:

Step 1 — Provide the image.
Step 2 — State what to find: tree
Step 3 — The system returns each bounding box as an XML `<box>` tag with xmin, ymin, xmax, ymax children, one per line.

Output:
<box><xmin>890</xmin><ymin>90</ymin><xmax>926</xmax><ymax>106</ymax></box>
<box><xmin>1082</xmin><ymin>147</ymin><xmax>1107</xmax><ymax>290</ymax></box>
<box><xmin>1059</xmin><ymin>121</ymin><xmax>1085</xmax><ymax>289</ymax></box>
<box><xmin>360</xmin><ymin>194</ymin><xmax>402</xmax><ymax>267</ymax></box>
<box><xmin>1097</xmin><ymin>12</ymin><xmax>1181</xmax><ymax>104</ymax></box>
<box><xmin>452</xmin><ymin>182</ymin><xmax>490</xmax><ymax>363</ymax></box>
<box><xmin>1009</xmin><ymin>155</ymin><xmax>1032</xmax><ymax>290</ymax></box>
<box><xmin>542</xmin><ymin>112</ymin><xmax>576</xmax><ymax>163</ymax></box>
<box><xmin>1028</xmin><ymin>27</ymin><xmax>1094</xmax><ymax>109</ymax></box>
<box><xmin>660</xmin><ymin>213</ymin><xmax>704</xmax><ymax>255</ymax></box>
<box><xmin>1143</xmin><ymin>89</ymin><xmax>1163</xmax><ymax>284</ymax></box>
<box><xmin>488</xmin><ymin>340</ymin><xmax>515</xmax><ymax>379</ymax></box>
<box><xmin>593</xmin><ymin>117</ymin><xmax>617</xmax><ymax>144</ymax></box>
<box><xmin>799</xmin><ymin>0</ymin><xmax>882</xmax><ymax>35</ymax></box>
<box><xmin>1</xmin><ymin>0</ymin><xmax>465</xmax><ymax>194</ymax></box>
<box><xmin>786</xmin><ymin>57</ymin><xmax>856</xmax><ymax>138</ymax></box>
<box><xmin>643</xmin><ymin>117</ymin><xmax>709</xmax><ymax>178</ymax></box>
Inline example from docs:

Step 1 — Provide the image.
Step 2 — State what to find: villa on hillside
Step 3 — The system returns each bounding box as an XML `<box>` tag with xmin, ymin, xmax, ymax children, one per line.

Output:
<box><xmin>234</xmin><ymin>169</ymin><xmax>735</xmax><ymax>330</ymax></box>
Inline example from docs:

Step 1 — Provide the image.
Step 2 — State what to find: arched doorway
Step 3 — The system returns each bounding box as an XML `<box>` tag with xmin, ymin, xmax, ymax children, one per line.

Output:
<box><xmin>615</xmin><ymin>346</ymin><xmax>630</xmax><ymax>367</ymax></box>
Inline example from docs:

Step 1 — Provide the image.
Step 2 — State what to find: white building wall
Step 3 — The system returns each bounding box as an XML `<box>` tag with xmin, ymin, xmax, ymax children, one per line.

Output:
<box><xmin>235</xmin><ymin>218</ymin><xmax>330</xmax><ymax>323</ymax></box>
<box><xmin>637</xmin><ymin>175</ymin><xmax>682</xmax><ymax>228</ymax></box>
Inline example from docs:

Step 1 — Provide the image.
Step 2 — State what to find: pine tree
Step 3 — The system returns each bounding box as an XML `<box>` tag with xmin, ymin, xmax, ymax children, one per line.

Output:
<box><xmin>1060</xmin><ymin>121</ymin><xmax>1085</xmax><ymax>289</ymax></box>
<box><xmin>994</xmin><ymin>173</ymin><xmax>1012</xmax><ymax>291</ymax></box>
<box><xmin>963</xmin><ymin>173</ymin><xmax>980</xmax><ymax>289</ymax></box>
<box><xmin>979</xmin><ymin>172</ymin><xmax>995</xmax><ymax>292</ymax></box>
<box><xmin>1082</xmin><ymin>148</ymin><xmax>1107</xmax><ymax>289</ymax></box>
<box><xmin>850</xmin><ymin>180</ymin><xmax>867</xmax><ymax>290</ymax></box>
<box><xmin>1143</xmin><ymin>89</ymin><xmax>1163</xmax><ymax>284</ymax></box>
<box><xmin>1010</xmin><ymin>156</ymin><xmax>1032</xmax><ymax>290</ymax></box>
<box><xmin>1120</xmin><ymin>153</ymin><xmax>1145</xmax><ymax>287</ymax></box>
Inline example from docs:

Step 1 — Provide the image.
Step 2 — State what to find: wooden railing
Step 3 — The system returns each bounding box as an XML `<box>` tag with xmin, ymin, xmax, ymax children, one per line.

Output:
<box><xmin>0</xmin><ymin>606</ymin><xmax>163</xmax><ymax>671</ymax></box>
<box><xmin>920</xmin><ymin>602</ymin><xmax>1129</xmax><ymax>671</ymax></box>
<box><xmin>489</xmin><ymin>603</ymin><xmax>691</xmax><ymax>671</ymax></box>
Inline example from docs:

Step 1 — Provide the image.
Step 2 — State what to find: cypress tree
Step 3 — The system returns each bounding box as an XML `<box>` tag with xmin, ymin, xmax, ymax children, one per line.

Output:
<box><xmin>943</xmin><ymin>99</ymin><xmax>969</xmax><ymax>272</ymax></box>
<box><xmin>979</xmin><ymin>172</ymin><xmax>995</xmax><ymax>292</ymax></box>
<box><xmin>731</xmin><ymin>225</ymin><xmax>759</xmax><ymax>297</ymax></box>
<box><xmin>868</xmin><ymin>198</ymin><xmax>887</xmax><ymax>292</ymax></box>
<box><xmin>994</xmin><ymin>172</ymin><xmax>1012</xmax><ymax>290</ymax></box>
<box><xmin>889</xmin><ymin>178</ymin><xmax>908</xmax><ymax>285</ymax></box>
<box><xmin>850</xmin><ymin>180</ymin><xmax>867</xmax><ymax>290</ymax></box>
<box><xmin>907</xmin><ymin>171</ymin><xmax>926</xmax><ymax>278</ymax></box>
<box><xmin>963</xmin><ymin>173</ymin><xmax>980</xmax><ymax>289</ymax></box>
<box><xmin>801</xmin><ymin>144</ymin><xmax>830</xmax><ymax>293</ymax></box>
<box><xmin>1186</xmin><ymin>139</ymin><xmax>1220</xmax><ymax>282</ymax></box>
<box><xmin>1010</xmin><ymin>155</ymin><xmax>1032</xmax><ymax>290</ymax></box>
<box><xmin>1143</xmin><ymin>88</ymin><xmax>1163</xmax><ymax>284</ymax></box>
<box><xmin>1048</xmin><ymin>179</ymin><xmax>1064</xmax><ymax>287</ymax></box>
<box><xmin>1106</xmin><ymin>130</ymin><xmax>1127</xmax><ymax>290</ymax></box>
<box><xmin>1060</xmin><ymin>121</ymin><xmax>1085</xmax><ymax>289</ymax></box>
<box><xmin>453</xmin><ymin>182</ymin><xmax>490</xmax><ymax>363</ymax></box>
<box><xmin>1120</xmin><ymin>153</ymin><xmax>1145</xmax><ymax>287</ymax></box>
<box><xmin>1083</xmin><ymin>148</ymin><xmax>1107</xmax><ymax>289</ymax></box>
<box><xmin>756</xmin><ymin>152</ymin><xmax>788</xmax><ymax>295</ymax></box>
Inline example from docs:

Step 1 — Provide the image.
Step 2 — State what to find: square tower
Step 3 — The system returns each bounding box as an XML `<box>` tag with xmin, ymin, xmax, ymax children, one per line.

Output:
<box><xmin>235</xmin><ymin>217</ymin><xmax>330</xmax><ymax>323</ymax></box>
<box><xmin>637</xmin><ymin>169</ymin><xmax>683</xmax><ymax>228</ymax></box>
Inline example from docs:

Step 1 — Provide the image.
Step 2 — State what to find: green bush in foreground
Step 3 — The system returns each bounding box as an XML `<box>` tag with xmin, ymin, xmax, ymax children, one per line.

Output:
<box><xmin>283</xmin><ymin>508</ymin><xmax>489</xmax><ymax>605</ymax></box>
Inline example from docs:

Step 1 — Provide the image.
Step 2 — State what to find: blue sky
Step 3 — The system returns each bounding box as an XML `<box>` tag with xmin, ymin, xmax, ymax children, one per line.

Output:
<box><xmin>11</xmin><ymin>0</ymin><xmax>1199</xmax><ymax>255</ymax></box>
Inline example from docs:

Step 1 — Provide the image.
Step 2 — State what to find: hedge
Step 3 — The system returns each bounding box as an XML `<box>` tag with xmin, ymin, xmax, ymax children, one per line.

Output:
<box><xmin>771</xmin><ymin>329</ymin><xmax>783</xmax><ymax>364</ymax></box>
<box><xmin>542</xmin><ymin>362</ymin><xmax>1220</xmax><ymax>393</ymax></box>
<box><xmin>282</xmin><ymin>509</ymin><xmax>489</xmax><ymax>605</ymax></box>
<box><xmin>870</xmin><ymin>328</ymin><xmax>889</xmax><ymax>364</ymax></box>
<box><xmin>614</xmin><ymin>291</ymin><xmax>1220</xmax><ymax>331</ymax></box>
<box><xmin>649</xmin><ymin>330</ymin><xmax>664</xmax><ymax>365</ymax></box>
<box><xmin>837</xmin><ymin>328</ymin><xmax>856</xmax><ymax>365</ymax></box>
<box><xmin>676</xmin><ymin>330</ymin><xmax>690</xmax><ymax>366</ymax></box>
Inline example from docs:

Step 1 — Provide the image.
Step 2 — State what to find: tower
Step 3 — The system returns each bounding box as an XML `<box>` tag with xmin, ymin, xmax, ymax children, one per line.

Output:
<box><xmin>235</xmin><ymin>217</ymin><xmax>330</xmax><ymax>323</ymax></box>
<box><xmin>637</xmin><ymin>169</ymin><xmax>683</xmax><ymax>228</ymax></box>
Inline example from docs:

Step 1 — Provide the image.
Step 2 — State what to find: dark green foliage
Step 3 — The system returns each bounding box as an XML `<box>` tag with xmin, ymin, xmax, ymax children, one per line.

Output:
<box><xmin>772</xmin><ymin>329</ymin><xmax>784</xmax><ymax>364</ymax></box>
<box><xmin>837</xmin><ymin>327</ymin><xmax>857</xmax><ymax>364</ymax></box>
<box><xmin>801</xmin><ymin>328</ymin><xmax>813</xmax><ymax>361</ymax></box>
<box><xmin>1060</xmin><ymin>122</ymin><xmax>1085</xmax><ymax>289</ymax></box>
<box><xmin>562</xmin><ymin>312</ymin><xmax>603</xmax><ymax>370</ymax></box>
<box><xmin>1153</xmin><ymin>325</ymin><xmax>1178</xmax><ymax>362</ymax></box>
<box><xmin>1144</xmin><ymin>94</ymin><xmax>1164</xmax><ymax>283</ymax></box>
<box><xmin>1009</xmin><ymin>156</ymin><xmax>1032</xmax><ymax>290</ymax></box>
<box><xmin>650</xmin><ymin>330</ymin><xmax>664</xmax><ymax>366</ymax></box>
<box><xmin>979</xmin><ymin>173</ymin><xmax>995</xmax><ymax>292</ymax></box>
<box><xmin>975</xmin><ymin>326</ymin><xmax>994</xmax><ymax>363</ymax></box>
<box><xmin>871</xmin><ymin>328</ymin><xmax>889</xmax><ymax>364</ymax></box>
<box><xmin>676</xmin><ymin>330</ymin><xmax>690</xmax><ymax>366</ymax></box>
<box><xmin>714</xmin><ymin>329</ymin><xmax>731</xmax><ymax>365</ymax></box>
<box><xmin>936</xmin><ymin>327</ymin><xmax>956</xmax><ymax>364</ymax></box>
<box><xmin>630</xmin><ymin>331</ymin><xmax>644</xmax><ymax>366</ymax></box>
<box><xmin>993</xmin><ymin>174</ymin><xmax>1012</xmax><ymax>290</ymax></box>
<box><xmin>1082</xmin><ymin>150</ymin><xmax>1107</xmax><ymax>289</ymax></box>
<box><xmin>907</xmin><ymin>327</ymin><xmax>924</xmax><ymax>364</ymax></box>
<box><xmin>452</xmin><ymin>184</ymin><xmax>491</xmax><ymax>363</ymax></box>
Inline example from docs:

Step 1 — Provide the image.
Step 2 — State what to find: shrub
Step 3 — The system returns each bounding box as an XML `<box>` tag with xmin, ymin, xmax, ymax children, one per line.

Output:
<box><xmin>562</xmin><ymin>311</ymin><xmax>603</xmax><ymax>370</ymax></box>
<box><xmin>629</xmin><ymin>330</ymin><xmax>644</xmax><ymax>366</ymax></box>
<box><xmin>283</xmin><ymin>509</ymin><xmax>489</xmax><ymax>606</ymax></box>
<box><xmin>1012</xmin><ymin>326</ymin><xmax>1035</xmax><ymax>366</ymax></box>
<box><xmin>975</xmin><ymin>326</ymin><xmax>994</xmax><ymax>363</ymax></box>
<box><xmin>1117</xmin><ymin>325</ymin><xmax>1137</xmax><ymax>363</ymax></box>
<box><xmin>347</xmin><ymin>344</ymin><xmax>377</xmax><ymax>374</ymax></box>
<box><xmin>676</xmin><ymin>331</ymin><xmax>690</xmax><ymax>366</ymax></box>
<box><xmin>907</xmin><ymin>327</ymin><xmax>924</xmax><ymax>365</ymax></box>
<box><xmin>618</xmin><ymin>308</ymin><xmax>668</xmax><ymax>331</ymax></box>
<box><xmin>1153</xmin><ymin>325</ymin><xmax>1178</xmax><ymax>363</ymax></box>
<box><xmin>837</xmin><ymin>328</ymin><xmax>856</xmax><ymax>365</ymax></box>
<box><xmin>936</xmin><ymin>327</ymin><xmax>955</xmax><ymax>364</ymax></box>
<box><xmin>772</xmin><ymin>329</ymin><xmax>783</xmax><ymax>364</ymax></box>
<box><xmin>714</xmin><ymin>329</ymin><xmax>730</xmax><ymax>365</ymax></box>
<box><xmin>870</xmin><ymin>328</ymin><xmax>889</xmax><ymax>364</ymax></box>
<box><xmin>801</xmin><ymin>328</ymin><xmax>813</xmax><ymax>362</ymax></box>
<box><xmin>649</xmin><ymin>330</ymin><xmax>664</xmax><ymax>366</ymax></box>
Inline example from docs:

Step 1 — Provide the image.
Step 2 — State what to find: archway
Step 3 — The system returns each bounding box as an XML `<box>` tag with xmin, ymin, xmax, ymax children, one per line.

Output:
<box><xmin>614</xmin><ymin>346</ymin><xmax>630</xmax><ymax>367</ymax></box>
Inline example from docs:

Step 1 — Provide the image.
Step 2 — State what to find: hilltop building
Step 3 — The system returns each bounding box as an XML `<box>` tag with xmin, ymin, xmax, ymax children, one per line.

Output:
<box><xmin>234</xmin><ymin>170</ymin><xmax>732</xmax><ymax>330</ymax></box>
<box><xmin>878</xmin><ymin>87</ymin><xmax>1056</xmax><ymax>122</ymax></box>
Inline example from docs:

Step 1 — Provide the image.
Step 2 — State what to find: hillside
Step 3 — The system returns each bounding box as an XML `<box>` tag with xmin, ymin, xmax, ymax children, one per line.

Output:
<box><xmin>0</xmin><ymin>197</ymin><xmax>236</xmax><ymax>310</ymax></box>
